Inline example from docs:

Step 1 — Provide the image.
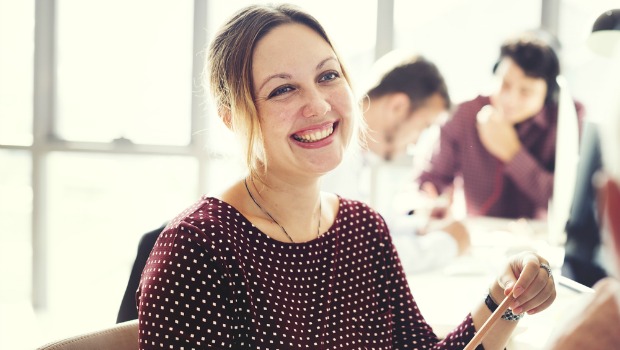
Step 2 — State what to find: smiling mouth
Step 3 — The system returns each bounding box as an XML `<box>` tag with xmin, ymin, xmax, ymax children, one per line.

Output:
<box><xmin>292</xmin><ymin>122</ymin><xmax>337</xmax><ymax>143</ymax></box>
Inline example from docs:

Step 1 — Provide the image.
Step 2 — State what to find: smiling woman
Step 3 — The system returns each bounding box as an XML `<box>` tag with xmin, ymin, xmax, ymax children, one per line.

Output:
<box><xmin>135</xmin><ymin>4</ymin><xmax>557</xmax><ymax>350</ymax></box>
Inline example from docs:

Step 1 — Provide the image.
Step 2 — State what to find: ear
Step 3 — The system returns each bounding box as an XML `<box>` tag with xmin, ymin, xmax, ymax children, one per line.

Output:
<box><xmin>220</xmin><ymin>108</ymin><xmax>233</xmax><ymax>130</ymax></box>
<box><xmin>387</xmin><ymin>92</ymin><xmax>412</xmax><ymax>117</ymax></box>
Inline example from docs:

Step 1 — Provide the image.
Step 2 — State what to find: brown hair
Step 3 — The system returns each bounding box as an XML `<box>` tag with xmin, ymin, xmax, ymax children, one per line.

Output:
<box><xmin>206</xmin><ymin>4</ymin><xmax>355</xmax><ymax>179</ymax></box>
<box><xmin>494</xmin><ymin>30</ymin><xmax>561</xmax><ymax>104</ymax></box>
<box><xmin>366</xmin><ymin>54</ymin><xmax>450</xmax><ymax>112</ymax></box>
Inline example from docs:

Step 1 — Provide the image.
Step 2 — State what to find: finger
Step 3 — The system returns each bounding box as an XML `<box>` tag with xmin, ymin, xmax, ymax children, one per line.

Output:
<box><xmin>489</xmin><ymin>95</ymin><xmax>505</xmax><ymax>117</ymax></box>
<box><xmin>524</xmin><ymin>289</ymin><xmax>556</xmax><ymax>315</ymax></box>
<box><xmin>514</xmin><ymin>264</ymin><xmax>550</xmax><ymax>303</ymax></box>
<box><xmin>421</xmin><ymin>182</ymin><xmax>438</xmax><ymax>198</ymax></box>
<box><xmin>511</xmin><ymin>253</ymin><xmax>545</xmax><ymax>298</ymax></box>
<box><xmin>498</xmin><ymin>273</ymin><xmax>517</xmax><ymax>296</ymax></box>
<box><xmin>477</xmin><ymin>105</ymin><xmax>494</xmax><ymax>124</ymax></box>
<box><xmin>514</xmin><ymin>277</ymin><xmax>556</xmax><ymax>315</ymax></box>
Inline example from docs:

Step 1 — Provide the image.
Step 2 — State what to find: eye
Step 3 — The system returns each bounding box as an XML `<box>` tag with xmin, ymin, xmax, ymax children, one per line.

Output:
<box><xmin>319</xmin><ymin>71</ymin><xmax>340</xmax><ymax>83</ymax></box>
<box><xmin>268</xmin><ymin>85</ymin><xmax>295</xmax><ymax>99</ymax></box>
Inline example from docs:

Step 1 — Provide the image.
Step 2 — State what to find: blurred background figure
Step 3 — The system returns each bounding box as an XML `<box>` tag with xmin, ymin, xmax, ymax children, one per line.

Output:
<box><xmin>322</xmin><ymin>51</ymin><xmax>471</xmax><ymax>274</ymax></box>
<box><xmin>560</xmin><ymin>8</ymin><xmax>620</xmax><ymax>288</ymax></box>
<box><xmin>561</xmin><ymin>122</ymin><xmax>608</xmax><ymax>287</ymax></box>
<box><xmin>547</xmin><ymin>9</ymin><xmax>620</xmax><ymax>347</ymax></box>
<box><xmin>416</xmin><ymin>30</ymin><xmax>585</xmax><ymax>220</ymax></box>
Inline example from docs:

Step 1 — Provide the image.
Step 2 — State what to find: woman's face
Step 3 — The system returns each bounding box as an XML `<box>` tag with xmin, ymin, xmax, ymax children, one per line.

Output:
<box><xmin>251</xmin><ymin>23</ymin><xmax>355</xmax><ymax>179</ymax></box>
<box><xmin>492</xmin><ymin>57</ymin><xmax>548</xmax><ymax>125</ymax></box>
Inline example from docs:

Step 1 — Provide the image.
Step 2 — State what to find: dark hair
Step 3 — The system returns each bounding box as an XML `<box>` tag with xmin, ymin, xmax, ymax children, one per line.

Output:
<box><xmin>366</xmin><ymin>55</ymin><xmax>450</xmax><ymax>111</ymax></box>
<box><xmin>493</xmin><ymin>31</ymin><xmax>560</xmax><ymax>103</ymax></box>
<box><xmin>206</xmin><ymin>4</ymin><xmax>354</xmax><ymax>178</ymax></box>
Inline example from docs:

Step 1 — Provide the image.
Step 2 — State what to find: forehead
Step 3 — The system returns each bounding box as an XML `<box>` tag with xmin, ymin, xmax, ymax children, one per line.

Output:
<box><xmin>252</xmin><ymin>23</ymin><xmax>335</xmax><ymax>79</ymax></box>
<box><xmin>497</xmin><ymin>57</ymin><xmax>546</xmax><ymax>86</ymax></box>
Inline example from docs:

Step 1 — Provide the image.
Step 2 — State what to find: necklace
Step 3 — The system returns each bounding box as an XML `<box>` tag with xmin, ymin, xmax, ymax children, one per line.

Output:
<box><xmin>244</xmin><ymin>177</ymin><xmax>321</xmax><ymax>243</ymax></box>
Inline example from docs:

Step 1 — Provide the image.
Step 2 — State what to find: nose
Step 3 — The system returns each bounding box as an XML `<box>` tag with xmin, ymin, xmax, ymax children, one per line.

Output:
<box><xmin>302</xmin><ymin>87</ymin><xmax>331</xmax><ymax>118</ymax></box>
<box><xmin>499</xmin><ymin>87</ymin><xmax>519</xmax><ymax>106</ymax></box>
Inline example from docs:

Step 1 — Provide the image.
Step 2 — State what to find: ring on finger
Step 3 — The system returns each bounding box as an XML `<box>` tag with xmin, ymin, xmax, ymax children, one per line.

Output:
<box><xmin>540</xmin><ymin>262</ymin><xmax>552</xmax><ymax>279</ymax></box>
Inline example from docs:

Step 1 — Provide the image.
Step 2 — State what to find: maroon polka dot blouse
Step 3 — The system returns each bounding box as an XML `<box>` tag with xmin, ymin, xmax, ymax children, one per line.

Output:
<box><xmin>137</xmin><ymin>196</ymin><xmax>477</xmax><ymax>349</ymax></box>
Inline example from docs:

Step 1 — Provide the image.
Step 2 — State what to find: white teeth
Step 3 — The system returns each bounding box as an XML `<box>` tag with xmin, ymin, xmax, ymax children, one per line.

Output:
<box><xmin>293</xmin><ymin>126</ymin><xmax>334</xmax><ymax>143</ymax></box>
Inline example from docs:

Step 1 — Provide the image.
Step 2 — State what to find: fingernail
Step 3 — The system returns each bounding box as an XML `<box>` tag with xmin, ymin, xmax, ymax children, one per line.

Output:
<box><xmin>513</xmin><ymin>286</ymin><xmax>525</xmax><ymax>298</ymax></box>
<box><xmin>513</xmin><ymin>306</ymin><xmax>523</xmax><ymax>314</ymax></box>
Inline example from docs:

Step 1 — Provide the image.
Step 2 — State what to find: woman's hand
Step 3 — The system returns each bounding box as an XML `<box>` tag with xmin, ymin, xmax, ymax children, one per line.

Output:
<box><xmin>491</xmin><ymin>251</ymin><xmax>556</xmax><ymax>316</ymax></box>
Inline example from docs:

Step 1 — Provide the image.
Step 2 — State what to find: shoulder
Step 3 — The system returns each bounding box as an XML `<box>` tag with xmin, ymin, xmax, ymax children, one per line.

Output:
<box><xmin>444</xmin><ymin>95</ymin><xmax>489</xmax><ymax>130</ymax></box>
<box><xmin>453</xmin><ymin>95</ymin><xmax>489</xmax><ymax>117</ymax></box>
<box><xmin>167</xmin><ymin>196</ymin><xmax>241</xmax><ymax>228</ymax></box>
<box><xmin>336</xmin><ymin>196</ymin><xmax>389</xmax><ymax>232</ymax></box>
<box><xmin>338</xmin><ymin>196</ymin><xmax>379</xmax><ymax>215</ymax></box>
<box><xmin>574</xmin><ymin>100</ymin><xmax>586</xmax><ymax>119</ymax></box>
<box><xmin>157</xmin><ymin>197</ymin><xmax>245</xmax><ymax>254</ymax></box>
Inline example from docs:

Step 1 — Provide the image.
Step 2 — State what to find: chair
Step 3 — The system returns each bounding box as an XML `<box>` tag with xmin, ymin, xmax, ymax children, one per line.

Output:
<box><xmin>36</xmin><ymin>319</ymin><xmax>138</xmax><ymax>350</ymax></box>
<box><xmin>117</xmin><ymin>224</ymin><xmax>165</xmax><ymax>323</ymax></box>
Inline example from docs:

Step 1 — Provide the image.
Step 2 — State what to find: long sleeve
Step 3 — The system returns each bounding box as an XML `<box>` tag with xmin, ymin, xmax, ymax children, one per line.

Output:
<box><xmin>417</xmin><ymin>112</ymin><xmax>463</xmax><ymax>194</ymax></box>
<box><xmin>376</xmin><ymin>216</ymin><xmax>477</xmax><ymax>349</ymax></box>
<box><xmin>504</xmin><ymin>101</ymin><xmax>586</xmax><ymax>210</ymax></box>
<box><xmin>503</xmin><ymin>147</ymin><xmax>554</xmax><ymax>209</ymax></box>
<box><xmin>137</xmin><ymin>222</ymin><xmax>237</xmax><ymax>349</ymax></box>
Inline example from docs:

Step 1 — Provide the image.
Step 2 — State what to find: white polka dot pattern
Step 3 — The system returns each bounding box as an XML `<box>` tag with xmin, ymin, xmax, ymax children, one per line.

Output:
<box><xmin>136</xmin><ymin>197</ymin><xmax>477</xmax><ymax>349</ymax></box>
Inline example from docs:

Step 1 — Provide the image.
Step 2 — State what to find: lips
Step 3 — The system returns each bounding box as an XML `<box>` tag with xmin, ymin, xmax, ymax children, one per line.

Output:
<box><xmin>291</xmin><ymin>122</ymin><xmax>336</xmax><ymax>143</ymax></box>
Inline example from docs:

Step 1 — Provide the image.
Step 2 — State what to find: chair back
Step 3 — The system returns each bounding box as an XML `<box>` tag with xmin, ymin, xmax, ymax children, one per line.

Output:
<box><xmin>36</xmin><ymin>319</ymin><xmax>138</xmax><ymax>350</ymax></box>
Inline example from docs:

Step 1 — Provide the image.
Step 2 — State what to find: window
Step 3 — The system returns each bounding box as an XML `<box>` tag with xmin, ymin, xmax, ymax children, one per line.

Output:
<box><xmin>0</xmin><ymin>0</ymin><xmax>34</xmax><ymax>145</ymax></box>
<box><xmin>45</xmin><ymin>153</ymin><xmax>197</xmax><ymax>332</ymax></box>
<box><xmin>558</xmin><ymin>0</ymin><xmax>620</xmax><ymax>123</ymax></box>
<box><xmin>394</xmin><ymin>0</ymin><xmax>542</xmax><ymax>104</ymax></box>
<box><xmin>0</xmin><ymin>150</ymin><xmax>32</xmax><ymax>301</ymax></box>
<box><xmin>55</xmin><ymin>0</ymin><xmax>194</xmax><ymax>145</ymax></box>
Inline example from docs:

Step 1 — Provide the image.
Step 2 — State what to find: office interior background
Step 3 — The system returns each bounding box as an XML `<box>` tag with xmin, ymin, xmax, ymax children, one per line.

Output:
<box><xmin>1</xmin><ymin>0</ymin><xmax>619</xmax><ymax>348</ymax></box>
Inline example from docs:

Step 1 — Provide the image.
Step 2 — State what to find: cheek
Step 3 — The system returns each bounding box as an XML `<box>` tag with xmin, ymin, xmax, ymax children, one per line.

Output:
<box><xmin>330</xmin><ymin>87</ymin><xmax>354</xmax><ymax>114</ymax></box>
<box><xmin>329</xmin><ymin>88</ymin><xmax>355</xmax><ymax>129</ymax></box>
<box><xmin>524</xmin><ymin>95</ymin><xmax>545</xmax><ymax>113</ymax></box>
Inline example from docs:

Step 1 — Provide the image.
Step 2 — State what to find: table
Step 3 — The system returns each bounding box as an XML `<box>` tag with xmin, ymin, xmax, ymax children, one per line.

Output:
<box><xmin>404</xmin><ymin>216</ymin><xmax>594</xmax><ymax>349</ymax></box>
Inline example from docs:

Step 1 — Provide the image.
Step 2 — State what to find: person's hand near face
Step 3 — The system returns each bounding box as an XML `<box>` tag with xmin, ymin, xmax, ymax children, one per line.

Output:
<box><xmin>476</xmin><ymin>103</ymin><xmax>522</xmax><ymax>163</ymax></box>
<box><xmin>476</xmin><ymin>57</ymin><xmax>548</xmax><ymax>163</ymax></box>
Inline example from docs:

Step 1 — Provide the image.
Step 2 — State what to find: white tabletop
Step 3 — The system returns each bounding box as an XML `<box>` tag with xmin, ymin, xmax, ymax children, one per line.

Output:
<box><xmin>403</xmin><ymin>216</ymin><xmax>593</xmax><ymax>349</ymax></box>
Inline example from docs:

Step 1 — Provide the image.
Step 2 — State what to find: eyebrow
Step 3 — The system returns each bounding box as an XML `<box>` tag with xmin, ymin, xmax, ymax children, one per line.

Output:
<box><xmin>256</xmin><ymin>56</ymin><xmax>338</xmax><ymax>93</ymax></box>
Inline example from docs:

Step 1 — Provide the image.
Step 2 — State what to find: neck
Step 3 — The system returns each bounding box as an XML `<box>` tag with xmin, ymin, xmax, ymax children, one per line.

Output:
<box><xmin>246</xmin><ymin>175</ymin><xmax>322</xmax><ymax>243</ymax></box>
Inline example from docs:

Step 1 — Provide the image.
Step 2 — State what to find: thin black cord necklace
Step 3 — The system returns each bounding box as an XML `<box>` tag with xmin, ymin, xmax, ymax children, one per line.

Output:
<box><xmin>244</xmin><ymin>177</ymin><xmax>321</xmax><ymax>243</ymax></box>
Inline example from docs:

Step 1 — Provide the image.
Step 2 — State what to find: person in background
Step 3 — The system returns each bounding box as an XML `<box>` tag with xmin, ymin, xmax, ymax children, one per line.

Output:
<box><xmin>135</xmin><ymin>4</ymin><xmax>556</xmax><ymax>349</ymax></box>
<box><xmin>546</xmin><ymin>88</ymin><xmax>620</xmax><ymax>350</ymax></box>
<box><xmin>321</xmin><ymin>52</ymin><xmax>470</xmax><ymax>274</ymax></box>
<box><xmin>417</xmin><ymin>30</ymin><xmax>585</xmax><ymax>219</ymax></box>
<box><xmin>546</xmin><ymin>9</ymin><xmax>620</xmax><ymax>348</ymax></box>
<box><xmin>561</xmin><ymin>121</ymin><xmax>608</xmax><ymax>287</ymax></box>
